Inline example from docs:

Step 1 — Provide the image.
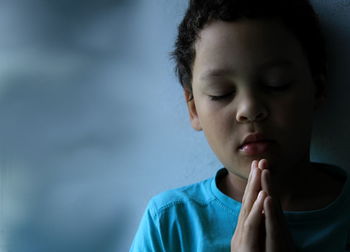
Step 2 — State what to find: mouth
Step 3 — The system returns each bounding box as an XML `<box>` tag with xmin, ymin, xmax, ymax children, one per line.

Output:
<box><xmin>238</xmin><ymin>141</ymin><xmax>274</xmax><ymax>155</ymax></box>
<box><xmin>238</xmin><ymin>133</ymin><xmax>274</xmax><ymax>155</ymax></box>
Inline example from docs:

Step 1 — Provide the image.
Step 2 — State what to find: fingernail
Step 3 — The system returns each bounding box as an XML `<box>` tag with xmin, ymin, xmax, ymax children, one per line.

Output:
<box><xmin>251</xmin><ymin>163</ymin><xmax>256</xmax><ymax>173</ymax></box>
<box><xmin>258</xmin><ymin>190</ymin><xmax>264</xmax><ymax>200</ymax></box>
<box><xmin>251</xmin><ymin>160</ymin><xmax>257</xmax><ymax>168</ymax></box>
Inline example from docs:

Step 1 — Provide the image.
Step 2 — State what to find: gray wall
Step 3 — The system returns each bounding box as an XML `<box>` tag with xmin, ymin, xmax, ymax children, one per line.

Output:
<box><xmin>0</xmin><ymin>0</ymin><xmax>349</xmax><ymax>251</ymax></box>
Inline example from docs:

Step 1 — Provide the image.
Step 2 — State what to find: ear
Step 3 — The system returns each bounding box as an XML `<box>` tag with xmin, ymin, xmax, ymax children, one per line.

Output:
<box><xmin>313</xmin><ymin>73</ymin><xmax>327</xmax><ymax>110</ymax></box>
<box><xmin>184</xmin><ymin>88</ymin><xmax>202</xmax><ymax>131</ymax></box>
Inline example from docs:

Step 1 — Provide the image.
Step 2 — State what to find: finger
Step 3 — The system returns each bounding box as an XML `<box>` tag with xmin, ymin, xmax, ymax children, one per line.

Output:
<box><xmin>261</xmin><ymin>169</ymin><xmax>273</xmax><ymax>196</ymax></box>
<box><xmin>262</xmin><ymin>175</ymin><xmax>283</xmax><ymax>224</ymax></box>
<box><xmin>247</xmin><ymin>190</ymin><xmax>266</xmax><ymax>224</ymax></box>
<box><xmin>241</xmin><ymin>160</ymin><xmax>262</xmax><ymax>214</ymax></box>
<box><xmin>237</xmin><ymin>160</ymin><xmax>256</xmax><ymax>227</ymax></box>
<box><xmin>264</xmin><ymin>196</ymin><xmax>275</xmax><ymax>251</ymax></box>
<box><xmin>238</xmin><ymin>161</ymin><xmax>262</xmax><ymax>227</ymax></box>
<box><xmin>258</xmin><ymin>159</ymin><xmax>271</xmax><ymax>195</ymax></box>
<box><xmin>244</xmin><ymin>190</ymin><xmax>266</xmax><ymax>243</ymax></box>
<box><xmin>264</xmin><ymin>196</ymin><xmax>276</xmax><ymax>235</ymax></box>
<box><xmin>265</xmin><ymin>195</ymin><xmax>296</xmax><ymax>252</ymax></box>
<box><xmin>258</xmin><ymin>159</ymin><xmax>268</xmax><ymax>170</ymax></box>
<box><xmin>241</xmin><ymin>160</ymin><xmax>257</xmax><ymax>204</ymax></box>
<box><xmin>259</xmin><ymin>159</ymin><xmax>279</xmax><ymax>207</ymax></box>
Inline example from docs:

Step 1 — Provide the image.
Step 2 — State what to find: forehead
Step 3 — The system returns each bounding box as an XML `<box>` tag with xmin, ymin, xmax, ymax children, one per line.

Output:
<box><xmin>192</xmin><ymin>19</ymin><xmax>308</xmax><ymax>81</ymax></box>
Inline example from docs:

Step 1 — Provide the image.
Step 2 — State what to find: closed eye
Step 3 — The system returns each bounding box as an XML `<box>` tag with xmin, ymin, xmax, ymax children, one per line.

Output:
<box><xmin>262</xmin><ymin>82</ymin><xmax>292</xmax><ymax>91</ymax></box>
<box><xmin>208</xmin><ymin>92</ymin><xmax>234</xmax><ymax>101</ymax></box>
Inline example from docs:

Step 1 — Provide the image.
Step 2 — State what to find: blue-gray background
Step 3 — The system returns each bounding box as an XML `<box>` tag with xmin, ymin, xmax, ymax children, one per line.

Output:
<box><xmin>0</xmin><ymin>0</ymin><xmax>349</xmax><ymax>251</ymax></box>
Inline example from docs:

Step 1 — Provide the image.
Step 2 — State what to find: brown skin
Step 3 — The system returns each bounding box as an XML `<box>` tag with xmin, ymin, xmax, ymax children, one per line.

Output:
<box><xmin>230</xmin><ymin>159</ymin><xmax>296</xmax><ymax>251</ymax></box>
<box><xmin>184</xmin><ymin>19</ymin><xmax>342</xmax><ymax>251</ymax></box>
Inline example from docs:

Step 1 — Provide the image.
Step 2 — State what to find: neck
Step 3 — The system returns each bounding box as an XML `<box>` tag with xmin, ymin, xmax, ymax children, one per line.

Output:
<box><xmin>269</xmin><ymin>159</ymin><xmax>316</xmax><ymax>210</ymax></box>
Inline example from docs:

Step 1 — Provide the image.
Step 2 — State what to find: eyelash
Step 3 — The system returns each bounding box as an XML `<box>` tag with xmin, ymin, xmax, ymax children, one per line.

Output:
<box><xmin>209</xmin><ymin>92</ymin><xmax>234</xmax><ymax>101</ymax></box>
<box><xmin>263</xmin><ymin>82</ymin><xmax>292</xmax><ymax>91</ymax></box>
<box><xmin>208</xmin><ymin>83</ymin><xmax>292</xmax><ymax>101</ymax></box>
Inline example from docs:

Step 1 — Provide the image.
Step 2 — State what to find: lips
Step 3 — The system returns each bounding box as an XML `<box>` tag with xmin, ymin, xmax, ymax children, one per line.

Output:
<box><xmin>238</xmin><ymin>133</ymin><xmax>274</xmax><ymax>155</ymax></box>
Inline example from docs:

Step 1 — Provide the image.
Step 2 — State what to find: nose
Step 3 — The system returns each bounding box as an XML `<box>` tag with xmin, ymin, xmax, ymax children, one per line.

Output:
<box><xmin>235</xmin><ymin>90</ymin><xmax>268</xmax><ymax>123</ymax></box>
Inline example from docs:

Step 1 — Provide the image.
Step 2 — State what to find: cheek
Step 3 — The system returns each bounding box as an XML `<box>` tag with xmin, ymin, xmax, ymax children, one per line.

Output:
<box><xmin>274</xmin><ymin>90</ymin><xmax>315</xmax><ymax>124</ymax></box>
<box><xmin>197</xmin><ymin>101</ymin><xmax>221</xmax><ymax>126</ymax></box>
<box><xmin>197</xmin><ymin>104</ymin><xmax>233</xmax><ymax>143</ymax></box>
<box><xmin>273</xmin><ymin>95</ymin><xmax>315</xmax><ymax>149</ymax></box>
<box><xmin>199</xmin><ymin>110</ymin><xmax>228</xmax><ymax>137</ymax></box>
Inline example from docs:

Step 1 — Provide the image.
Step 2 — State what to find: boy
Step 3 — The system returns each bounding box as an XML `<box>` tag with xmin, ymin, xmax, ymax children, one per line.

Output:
<box><xmin>130</xmin><ymin>0</ymin><xmax>350</xmax><ymax>251</ymax></box>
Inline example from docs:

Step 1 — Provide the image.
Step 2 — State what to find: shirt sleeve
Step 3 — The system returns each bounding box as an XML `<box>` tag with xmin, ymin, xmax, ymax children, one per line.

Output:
<box><xmin>129</xmin><ymin>200</ymin><xmax>164</xmax><ymax>252</ymax></box>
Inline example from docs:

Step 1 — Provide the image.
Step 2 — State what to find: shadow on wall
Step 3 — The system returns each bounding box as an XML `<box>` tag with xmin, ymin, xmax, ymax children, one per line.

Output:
<box><xmin>311</xmin><ymin>0</ymin><xmax>350</xmax><ymax>169</ymax></box>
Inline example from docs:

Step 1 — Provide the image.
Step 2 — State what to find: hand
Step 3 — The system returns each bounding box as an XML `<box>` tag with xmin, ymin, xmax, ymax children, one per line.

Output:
<box><xmin>259</xmin><ymin>160</ymin><xmax>297</xmax><ymax>252</ymax></box>
<box><xmin>230</xmin><ymin>160</ymin><xmax>266</xmax><ymax>252</ymax></box>
<box><xmin>230</xmin><ymin>159</ymin><xmax>297</xmax><ymax>252</ymax></box>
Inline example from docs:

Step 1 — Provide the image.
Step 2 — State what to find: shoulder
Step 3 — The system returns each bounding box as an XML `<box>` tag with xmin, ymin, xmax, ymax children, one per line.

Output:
<box><xmin>148</xmin><ymin>176</ymin><xmax>216</xmax><ymax>216</ymax></box>
<box><xmin>313</xmin><ymin>163</ymin><xmax>347</xmax><ymax>202</ymax></box>
<box><xmin>292</xmin><ymin>163</ymin><xmax>350</xmax><ymax>213</ymax></box>
<box><xmin>131</xmin><ymin>173</ymin><xmax>230</xmax><ymax>252</ymax></box>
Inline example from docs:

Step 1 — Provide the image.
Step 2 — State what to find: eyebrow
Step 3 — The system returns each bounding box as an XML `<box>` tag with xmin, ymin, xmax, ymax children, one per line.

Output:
<box><xmin>200</xmin><ymin>68</ymin><xmax>235</xmax><ymax>81</ymax></box>
<box><xmin>258</xmin><ymin>59</ymin><xmax>293</xmax><ymax>71</ymax></box>
<box><xmin>200</xmin><ymin>59</ymin><xmax>294</xmax><ymax>81</ymax></box>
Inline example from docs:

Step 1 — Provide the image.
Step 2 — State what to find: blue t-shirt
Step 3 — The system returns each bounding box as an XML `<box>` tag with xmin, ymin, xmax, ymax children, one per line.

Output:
<box><xmin>130</xmin><ymin>166</ymin><xmax>350</xmax><ymax>252</ymax></box>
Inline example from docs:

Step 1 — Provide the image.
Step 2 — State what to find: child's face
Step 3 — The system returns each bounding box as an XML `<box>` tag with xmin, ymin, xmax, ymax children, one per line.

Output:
<box><xmin>186</xmin><ymin>19</ymin><xmax>323</xmax><ymax>179</ymax></box>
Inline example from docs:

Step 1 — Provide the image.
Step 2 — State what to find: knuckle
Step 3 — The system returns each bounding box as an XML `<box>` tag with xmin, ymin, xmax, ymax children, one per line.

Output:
<box><xmin>240</xmin><ymin>207</ymin><xmax>249</xmax><ymax>218</ymax></box>
<box><xmin>243</xmin><ymin>221</ymin><xmax>254</xmax><ymax>232</ymax></box>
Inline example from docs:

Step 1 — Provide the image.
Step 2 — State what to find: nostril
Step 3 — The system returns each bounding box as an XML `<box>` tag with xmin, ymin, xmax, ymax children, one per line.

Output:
<box><xmin>256</xmin><ymin>112</ymin><xmax>265</xmax><ymax>120</ymax></box>
<box><xmin>236</xmin><ymin>110</ymin><xmax>268</xmax><ymax>123</ymax></box>
<box><xmin>255</xmin><ymin>111</ymin><xmax>268</xmax><ymax>121</ymax></box>
<box><xmin>236</xmin><ymin>114</ymin><xmax>249</xmax><ymax>123</ymax></box>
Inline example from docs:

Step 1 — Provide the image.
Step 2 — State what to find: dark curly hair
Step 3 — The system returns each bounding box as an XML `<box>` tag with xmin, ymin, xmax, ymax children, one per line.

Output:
<box><xmin>171</xmin><ymin>0</ymin><xmax>327</xmax><ymax>98</ymax></box>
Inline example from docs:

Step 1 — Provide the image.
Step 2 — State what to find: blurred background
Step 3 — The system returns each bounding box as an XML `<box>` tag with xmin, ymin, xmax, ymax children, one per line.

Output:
<box><xmin>0</xmin><ymin>0</ymin><xmax>349</xmax><ymax>251</ymax></box>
